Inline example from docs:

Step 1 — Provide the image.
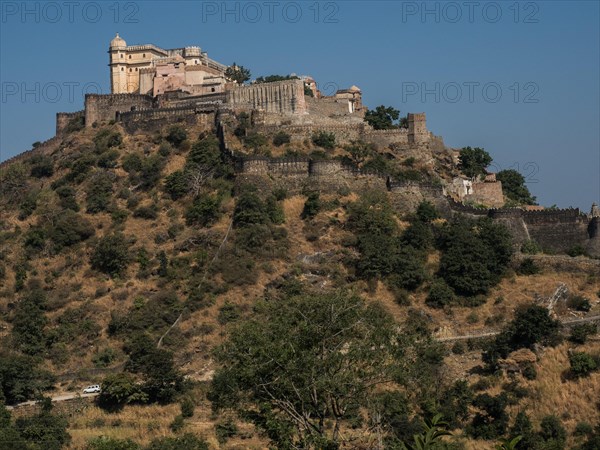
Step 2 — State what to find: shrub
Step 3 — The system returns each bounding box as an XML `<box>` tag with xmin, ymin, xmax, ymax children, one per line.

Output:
<box><xmin>567</xmin><ymin>245</ymin><xmax>586</xmax><ymax>257</ymax></box>
<box><xmin>273</xmin><ymin>131</ymin><xmax>291</xmax><ymax>146</ymax></box>
<box><xmin>312</xmin><ymin>131</ymin><xmax>336</xmax><ymax>149</ymax></box>
<box><xmin>452</xmin><ymin>341</ymin><xmax>466</xmax><ymax>355</ymax></box>
<box><xmin>516</xmin><ymin>258</ymin><xmax>540</xmax><ymax>275</ymax></box>
<box><xmin>98</xmin><ymin>373</ymin><xmax>147</xmax><ymax>411</ymax></box>
<box><xmin>233</xmin><ymin>190</ymin><xmax>268</xmax><ymax>227</ymax></box>
<box><xmin>133</xmin><ymin>206</ymin><xmax>158</xmax><ymax>220</ymax></box>
<box><xmin>569</xmin><ymin>323</ymin><xmax>597</xmax><ymax>344</ymax></box>
<box><xmin>569</xmin><ymin>352</ymin><xmax>598</xmax><ymax>378</ymax></box>
<box><xmin>521</xmin><ymin>240</ymin><xmax>542</xmax><ymax>254</ymax></box>
<box><xmin>93</xmin><ymin>129</ymin><xmax>122</xmax><ymax>153</ymax></box>
<box><xmin>86</xmin><ymin>436</ymin><xmax>140</xmax><ymax>450</ymax></box>
<box><xmin>170</xmin><ymin>415</ymin><xmax>185</xmax><ymax>433</ymax></box>
<box><xmin>426</xmin><ymin>279</ymin><xmax>455</xmax><ymax>309</ymax></box>
<box><xmin>90</xmin><ymin>234</ymin><xmax>131</xmax><ymax>277</ymax></box>
<box><xmin>522</xmin><ymin>362</ymin><xmax>537</xmax><ymax>380</ymax></box>
<box><xmin>215</xmin><ymin>419</ymin><xmax>238</xmax><ymax>444</ymax></box>
<box><xmin>164</xmin><ymin>170</ymin><xmax>189</xmax><ymax>200</ymax></box>
<box><xmin>567</xmin><ymin>295</ymin><xmax>591</xmax><ymax>312</ymax></box>
<box><xmin>165</xmin><ymin>126</ymin><xmax>188</xmax><ymax>148</ymax></box>
<box><xmin>122</xmin><ymin>153</ymin><xmax>143</xmax><ymax>173</ymax></box>
<box><xmin>55</xmin><ymin>185</ymin><xmax>79</xmax><ymax>211</ymax></box>
<box><xmin>86</xmin><ymin>174</ymin><xmax>113</xmax><ymax>213</ymax></box>
<box><xmin>244</xmin><ymin>132</ymin><xmax>268</xmax><ymax>152</ymax></box>
<box><xmin>185</xmin><ymin>195</ymin><xmax>221</xmax><ymax>227</ymax></box>
<box><xmin>49</xmin><ymin>211</ymin><xmax>95</xmax><ymax>249</ymax></box>
<box><xmin>92</xmin><ymin>348</ymin><xmax>118</xmax><ymax>368</ymax></box>
<box><xmin>416</xmin><ymin>200</ymin><xmax>439</xmax><ymax>223</ymax></box>
<box><xmin>180</xmin><ymin>397</ymin><xmax>194</xmax><ymax>418</ymax></box>
<box><xmin>30</xmin><ymin>155</ymin><xmax>54</xmax><ymax>178</ymax></box>
<box><xmin>301</xmin><ymin>191</ymin><xmax>320</xmax><ymax>219</ymax></box>
<box><xmin>146</xmin><ymin>434</ymin><xmax>209</xmax><ymax>450</ymax></box>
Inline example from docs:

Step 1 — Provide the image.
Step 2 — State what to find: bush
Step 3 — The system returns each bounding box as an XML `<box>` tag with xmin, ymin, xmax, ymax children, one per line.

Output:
<box><xmin>146</xmin><ymin>434</ymin><xmax>209</xmax><ymax>450</ymax></box>
<box><xmin>273</xmin><ymin>131</ymin><xmax>291</xmax><ymax>146</ymax></box>
<box><xmin>452</xmin><ymin>341</ymin><xmax>466</xmax><ymax>355</ymax></box>
<box><xmin>98</xmin><ymin>373</ymin><xmax>147</xmax><ymax>411</ymax></box>
<box><xmin>567</xmin><ymin>245</ymin><xmax>586</xmax><ymax>257</ymax></box>
<box><xmin>244</xmin><ymin>132</ymin><xmax>268</xmax><ymax>152</ymax></box>
<box><xmin>90</xmin><ymin>234</ymin><xmax>131</xmax><ymax>277</ymax></box>
<box><xmin>569</xmin><ymin>324</ymin><xmax>597</xmax><ymax>344</ymax></box>
<box><xmin>312</xmin><ymin>131</ymin><xmax>336</xmax><ymax>149</ymax></box>
<box><xmin>185</xmin><ymin>195</ymin><xmax>221</xmax><ymax>227</ymax></box>
<box><xmin>569</xmin><ymin>352</ymin><xmax>598</xmax><ymax>378</ymax></box>
<box><xmin>30</xmin><ymin>155</ymin><xmax>54</xmax><ymax>178</ymax></box>
<box><xmin>567</xmin><ymin>295</ymin><xmax>591</xmax><ymax>312</ymax></box>
<box><xmin>133</xmin><ymin>206</ymin><xmax>158</xmax><ymax>220</ymax></box>
<box><xmin>92</xmin><ymin>348</ymin><xmax>117</xmax><ymax>368</ymax></box>
<box><xmin>215</xmin><ymin>419</ymin><xmax>238</xmax><ymax>444</ymax></box>
<box><xmin>122</xmin><ymin>153</ymin><xmax>143</xmax><ymax>173</ymax></box>
<box><xmin>93</xmin><ymin>129</ymin><xmax>122</xmax><ymax>153</ymax></box>
<box><xmin>86</xmin><ymin>174</ymin><xmax>113</xmax><ymax>213</ymax></box>
<box><xmin>170</xmin><ymin>415</ymin><xmax>185</xmax><ymax>433</ymax></box>
<box><xmin>301</xmin><ymin>191</ymin><xmax>320</xmax><ymax>219</ymax></box>
<box><xmin>516</xmin><ymin>258</ymin><xmax>540</xmax><ymax>275</ymax></box>
<box><xmin>181</xmin><ymin>397</ymin><xmax>194</xmax><ymax>418</ymax></box>
<box><xmin>426</xmin><ymin>279</ymin><xmax>455</xmax><ymax>309</ymax></box>
<box><xmin>86</xmin><ymin>436</ymin><xmax>140</xmax><ymax>450</ymax></box>
<box><xmin>521</xmin><ymin>240</ymin><xmax>542</xmax><ymax>254</ymax></box>
<box><xmin>49</xmin><ymin>211</ymin><xmax>95</xmax><ymax>249</ymax></box>
<box><xmin>55</xmin><ymin>185</ymin><xmax>79</xmax><ymax>211</ymax></box>
<box><xmin>164</xmin><ymin>170</ymin><xmax>189</xmax><ymax>200</ymax></box>
<box><xmin>233</xmin><ymin>190</ymin><xmax>268</xmax><ymax>227</ymax></box>
<box><xmin>166</xmin><ymin>126</ymin><xmax>188</xmax><ymax>148</ymax></box>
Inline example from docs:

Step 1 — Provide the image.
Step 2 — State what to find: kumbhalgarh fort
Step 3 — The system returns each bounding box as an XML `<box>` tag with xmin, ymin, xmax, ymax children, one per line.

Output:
<box><xmin>4</xmin><ymin>34</ymin><xmax>597</xmax><ymax>257</ymax></box>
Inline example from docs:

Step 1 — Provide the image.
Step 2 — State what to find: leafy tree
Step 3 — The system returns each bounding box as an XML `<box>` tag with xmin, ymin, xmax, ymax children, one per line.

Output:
<box><xmin>90</xmin><ymin>233</ymin><xmax>131</xmax><ymax>277</ymax></box>
<box><xmin>14</xmin><ymin>399</ymin><xmax>71</xmax><ymax>450</ymax></box>
<box><xmin>98</xmin><ymin>372</ymin><xmax>147</xmax><ymax>411</ymax></box>
<box><xmin>569</xmin><ymin>324</ymin><xmax>597</xmax><ymax>344</ymax></box>
<box><xmin>233</xmin><ymin>190</ymin><xmax>268</xmax><ymax>227</ymax></box>
<box><xmin>0</xmin><ymin>352</ymin><xmax>54</xmax><ymax>404</ymax></box>
<box><xmin>209</xmin><ymin>291</ymin><xmax>401</xmax><ymax>448</ymax></box>
<box><xmin>11</xmin><ymin>286</ymin><xmax>48</xmax><ymax>355</ymax></box>
<box><xmin>416</xmin><ymin>201</ymin><xmax>439</xmax><ymax>223</ymax></box>
<box><xmin>510</xmin><ymin>411</ymin><xmax>536</xmax><ymax>450</ymax></box>
<box><xmin>345</xmin><ymin>141</ymin><xmax>375</xmax><ymax>166</ymax></box>
<box><xmin>438</xmin><ymin>380</ymin><xmax>473</xmax><ymax>429</ymax></box>
<box><xmin>426</xmin><ymin>279</ymin><xmax>455</xmax><ymax>309</ymax></box>
<box><xmin>49</xmin><ymin>211</ymin><xmax>95</xmax><ymax>249</ymax></box>
<box><xmin>164</xmin><ymin>170</ymin><xmax>189</xmax><ymax>200</ymax></box>
<box><xmin>438</xmin><ymin>218</ymin><xmax>512</xmax><ymax>297</ymax></box>
<box><xmin>185</xmin><ymin>195</ymin><xmax>221</xmax><ymax>227</ymax></box>
<box><xmin>458</xmin><ymin>147</ymin><xmax>492</xmax><ymax>178</ymax></box>
<box><xmin>468</xmin><ymin>393</ymin><xmax>509</xmax><ymax>439</ymax></box>
<box><xmin>255</xmin><ymin>74</ymin><xmax>298</xmax><ymax>83</ymax></box>
<box><xmin>569</xmin><ymin>352</ymin><xmax>598</xmax><ymax>378</ymax></box>
<box><xmin>364</xmin><ymin>105</ymin><xmax>400</xmax><ymax>130</ymax></box>
<box><xmin>86</xmin><ymin>173</ymin><xmax>113</xmax><ymax>213</ymax></box>
<box><xmin>311</xmin><ymin>131</ymin><xmax>336</xmax><ymax>149</ymax></box>
<box><xmin>225</xmin><ymin>63</ymin><xmax>251</xmax><ymax>84</ymax></box>
<box><xmin>55</xmin><ymin>185</ymin><xmax>79</xmax><ymax>211</ymax></box>
<box><xmin>539</xmin><ymin>415</ymin><xmax>566</xmax><ymax>449</ymax></box>
<box><xmin>301</xmin><ymin>191</ymin><xmax>320</xmax><ymax>219</ymax></box>
<box><xmin>29</xmin><ymin>155</ymin><xmax>54</xmax><ymax>178</ymax></box>
<box><xmin>273</xmin><ymin>131</ymin><xmax>291</xmax><ymax>147</ymax></box>
<box><xmin>497</xmin><ymin>170</ymin><xmax>536</xmax><ymax>205</ymax></box>
<box><xmin>165</xmin><ymin>126</ymin><xmax>188</xmax><ymax>148</ymax></box>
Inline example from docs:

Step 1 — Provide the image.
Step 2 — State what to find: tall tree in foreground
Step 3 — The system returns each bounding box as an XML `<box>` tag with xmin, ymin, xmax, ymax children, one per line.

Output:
<box><xmin>209</xmin><ymin>291</ymin><xmax>433</xmax><ymax>449</ymax></box>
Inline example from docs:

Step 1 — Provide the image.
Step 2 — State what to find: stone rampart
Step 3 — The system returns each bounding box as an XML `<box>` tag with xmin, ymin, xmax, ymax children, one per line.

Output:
<box><xmin>85</xmin><ymin>93</ymin><xmax>154</xmax><ymax>126</ymax></box>
<box><xmin>226</xmin><ymin>79</ymin><xmax>307</xmax><ymax>114</ymax></box>
<box><xmin>56</xmin><ymin>110</ymin><xmax>85</xmax><ymax>135</ymax></box>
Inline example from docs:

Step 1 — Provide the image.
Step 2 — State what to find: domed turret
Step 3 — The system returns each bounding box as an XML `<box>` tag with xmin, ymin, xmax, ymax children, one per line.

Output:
<box><xmin>110</xmin><ymin>33</ymin><xmax>126</xmax><ymax>49</ymax></box>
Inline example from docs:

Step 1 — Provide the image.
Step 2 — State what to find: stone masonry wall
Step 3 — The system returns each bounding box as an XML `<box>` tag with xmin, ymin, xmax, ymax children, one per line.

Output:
<box><xmin>226</xmin><ymin>79</ymin><xmax>307</xmax><ymax>114</ymax></box>
<box><xmin>56</xmin><ymin>110</ymin><xmax>84</xmax><ymax>136</ymax></box>
<box><xmin>85</xmin><ymin>94</ymin><xmax>154</xmax><ymax>126</ymax></box>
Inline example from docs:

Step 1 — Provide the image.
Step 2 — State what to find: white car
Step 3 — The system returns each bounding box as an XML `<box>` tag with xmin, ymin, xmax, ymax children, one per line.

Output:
<box><xmin>82</xmin><ymin>385</ymin><xmax>101</xmax><ymax>394</ymax></box>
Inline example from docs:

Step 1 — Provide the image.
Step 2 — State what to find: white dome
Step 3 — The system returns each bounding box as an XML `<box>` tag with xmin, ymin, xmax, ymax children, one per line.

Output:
<box><xmin>110</xmin><ymin>33</ymin><xmax>126</xmax><ymax>48</ymax></box>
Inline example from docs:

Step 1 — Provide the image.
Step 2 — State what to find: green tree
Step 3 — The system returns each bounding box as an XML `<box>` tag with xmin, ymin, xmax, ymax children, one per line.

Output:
<box><xmin>497</xmin><ymin>170</ymin><xmax>536</xmax><ymax>205</ymax></box>
<box><xmin>14</xmin><ymin>399</ymin><xmax>71</xmax><ymax>450</ymax></box>
<box><xmin>458</xmin><ymin>147</ymin><xmax>492</xmax><ymax>178</ymax></box>
<box><xmin>11</xmin><ymin>287</ymin><xmax>48</xmax><ymax>355</ymax></box>
<box><xmin>364</xmin><ymin>105</ymin><xmax>401</xmax><ymax>130</ymax></box>
<box><xmin>209</xmin><ymin>291</ymin><xmax>401</xmax><ymax>448</ymax></box>
<box><xmin>146</xmin><ymin>434</ymin><xmax>209</xmax><ymax>450</ymax></box>
<box><xmin>90</xmin><ymin>233</ymin><xmax>131</xmax><ymax>277</ymax></box>
<box><xmin>569</xmin><ymin>352</ymin><xmax>598</xmax><ymax>378</ymax></box>
<box><xmin>164</xmin><ymin>170</ymin><xmax>189</xmax><ymax>200</ymax></box>
<box><xmin>86</xmin><ymin>436</ymin><xmax>140</xmax><ymax>450</ymax></box>
<box><xmin>165</xmin><ymin>126</ymin><xmax>188</xmax><ymax>148</ymax></box>
<box><xmin>311</xmin><ymin>131</ymin><xmax>336</xmax><ymax>149</ymax></box>
<box><xmin>98</xmin><ymin>373</ymin><xmax>147</xmax><ymax>411</ymax></box>
<box><xmin>301</xmin><ymin>191</ymin><xmax>321</xmax><ymax>220</ymax></box>
<box><xmin>225</xmin><ymin>63</ymin><xmax>251</xmax><ymax>84</ymax></box>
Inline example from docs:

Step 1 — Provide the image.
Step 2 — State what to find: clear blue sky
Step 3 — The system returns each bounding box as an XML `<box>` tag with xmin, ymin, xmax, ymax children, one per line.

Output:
<box><xmin>1</xmin><ymin>1</ymin><xmax>598</xmax><ymax>209</ymax></box>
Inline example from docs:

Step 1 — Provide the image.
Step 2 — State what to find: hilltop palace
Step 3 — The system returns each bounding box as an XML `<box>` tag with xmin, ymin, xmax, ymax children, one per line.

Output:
<box><xmin>5</xmin><ymin>34</ymin><xmax>596</xmax><ymax>256</ymax></box>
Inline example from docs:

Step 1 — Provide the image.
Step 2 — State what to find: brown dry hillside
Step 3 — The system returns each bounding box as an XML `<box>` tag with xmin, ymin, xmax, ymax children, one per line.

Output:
<box><xmin>0</xmin><ymin>119</ymin><xmax>599</xmax><ymax>450</ymax></box>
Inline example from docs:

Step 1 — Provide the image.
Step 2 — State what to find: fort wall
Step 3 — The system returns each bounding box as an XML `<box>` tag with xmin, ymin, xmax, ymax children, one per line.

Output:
<box><xmin>56</xmin><ymin>111</ymin><xmax>85</xmax><ymax>136</ymax></box>
<box><xmin>226</xmin><ymin>79</ymin><xmax>307</xmax><ymax>114</ymax></box>
<box><xmin>85</xmin><ymin>94</ymin><xmax>154</xmax><ymax>126</ymax></box>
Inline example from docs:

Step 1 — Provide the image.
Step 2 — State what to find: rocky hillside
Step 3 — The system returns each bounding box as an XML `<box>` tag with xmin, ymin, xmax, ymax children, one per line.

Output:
<box><xmin>0</xmin><ymin>118</ymin><xmax>599</xmax><ymax>450</ymax></box>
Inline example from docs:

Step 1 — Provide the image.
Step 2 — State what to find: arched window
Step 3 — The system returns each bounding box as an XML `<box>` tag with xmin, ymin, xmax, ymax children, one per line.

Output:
<box><xmin>121</xmin><ymin>67</ymin><xmax>124</xmax><ymax>71</ymax></box>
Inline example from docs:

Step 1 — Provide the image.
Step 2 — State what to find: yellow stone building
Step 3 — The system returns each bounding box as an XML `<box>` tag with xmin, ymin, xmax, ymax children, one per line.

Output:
<box><xmin>108</xmin><ymin>33</ymin><xmax>228</xmax><ymax>95</ymax></box>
